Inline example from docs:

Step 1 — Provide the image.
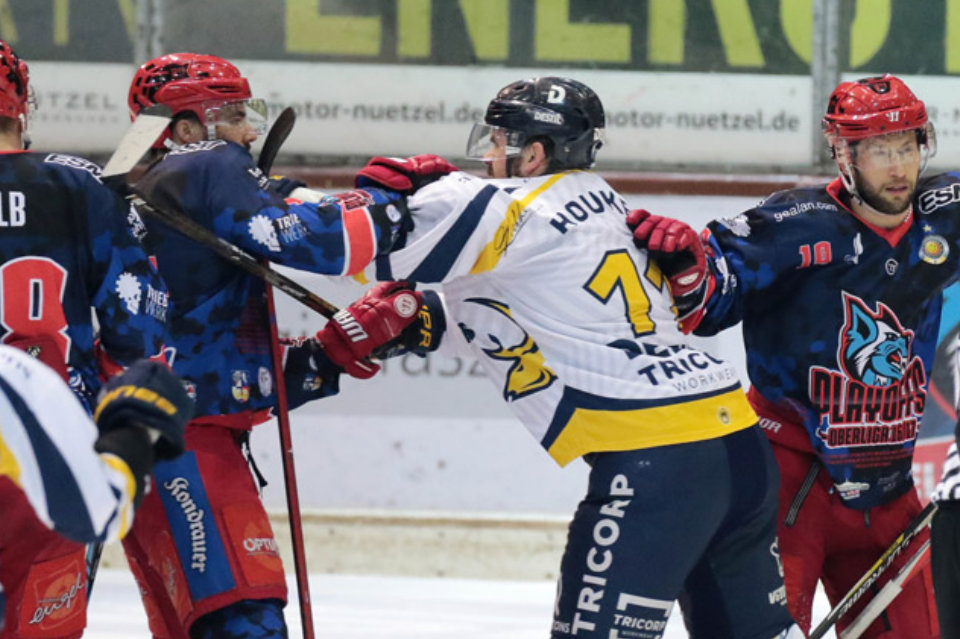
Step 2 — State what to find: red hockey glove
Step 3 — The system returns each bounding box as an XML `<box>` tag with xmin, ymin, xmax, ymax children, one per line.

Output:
<box><xmin>373</xmin><ymin>289</ymin><xmax>446</xmax><ymax>359</ymax></box>
<box><xmin>627</xmin><ymin>209</ymin><xmax>712</xmax><ymax>330</ymax></box>
<box><xmin>355</xmin><ymin>154</ymin><xmax>458</xmax><ymax>195</ymax></box>
<box><xmin>316</xmin><ymin>281</ymin><xmax>422</xmax><ymax>379</ymax></box>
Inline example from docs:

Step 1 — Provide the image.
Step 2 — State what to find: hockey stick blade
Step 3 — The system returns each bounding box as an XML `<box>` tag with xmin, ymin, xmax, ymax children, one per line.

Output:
<box><xmin>102</xmin><ymin>105</ymin><xmax>172</xmax><ymax>178</ymax></box>
<box><xmin>258</xmin><ymin>107</ymin><xmax>296</xmax><ymax>174</ymax></box>
<box><xmin>808</xmin><ymin>501</ymin><xmax>937</xmax><ymax>639</ymax></box>
<box><xmin>129</xmin><ymin>190</ymin><xmax>340</xmax><ymax>318</ymax></box>
<box><xmin>840</xmin><ymin>538</ymin><xmax>931</xmax><ymax>639</ymax></box>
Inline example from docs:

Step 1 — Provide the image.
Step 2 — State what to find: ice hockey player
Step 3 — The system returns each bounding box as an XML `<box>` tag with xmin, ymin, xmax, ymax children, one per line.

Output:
<box><xmin>352</xmin><ymin>76</ymin><xmax>803</xmax><ymax>639</ymax></box>
<box><xmin>0</xmin><ymin>40</ymin><xmax>169</xmax><ymax>639</ymax></box>
<box><xmin>0</xmin><ymin>350</ymin><xmax>191</xmax><ymax>635</ymax></box>
<box><xmin>628</xmin><ymin>74</ymin><xmax>945</xmax><ymax>638</ymax></box>
<box><xmin>119</xmin><ymin>53</ymin><xmax>427</xmax><ymax>639</ymax></box>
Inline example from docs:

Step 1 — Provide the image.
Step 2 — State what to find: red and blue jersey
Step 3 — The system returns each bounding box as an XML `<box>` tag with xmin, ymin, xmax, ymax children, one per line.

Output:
<box><xmin>0</xmin><ymin>151</ymin><xmax>166</xmax><ymax>409</ymax></box>
<box><xmin>696</xmin><ymin>173</ymin><xmax>960</xmax><ymax>509</ymax></box>
<box><xmin>135</xmin><ymin>140</ymin><xmax>399</xmax><ymax>419</ymax></box>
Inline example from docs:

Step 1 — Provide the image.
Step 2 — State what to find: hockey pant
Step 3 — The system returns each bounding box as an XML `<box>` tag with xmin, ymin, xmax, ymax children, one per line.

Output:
<box><xmin>0</xmin><ymin>477</ymin><xmax>87</xmax><ymax>639</ymax></box>
<box><xmin>552</xmin><ymin>424</ymin><xmax>793</xmax><ymax>639</ymax></box>
<box><xmin>122</xmin><ymin>422</ymin><xmax>287</xmax><ymax>638</ymax></box>
<box><xmin>772</xmin><ymin>441</ymin><xmax>939</xmax><ymax>638</ymax></box>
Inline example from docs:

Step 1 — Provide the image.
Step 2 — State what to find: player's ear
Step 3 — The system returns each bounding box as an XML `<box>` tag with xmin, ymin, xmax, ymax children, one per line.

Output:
<box><xmin>519</xmin><ymin>140</ymin><xmax>549</xmax><ymax>177</ymax></box>
<box><xmin>171</xmin><ymin>117</ymin><xmax>203</xmax><ymax>145</ymax></box>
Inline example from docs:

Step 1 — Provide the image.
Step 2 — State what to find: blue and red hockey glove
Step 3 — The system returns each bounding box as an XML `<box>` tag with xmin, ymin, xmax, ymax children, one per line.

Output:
<box><xmin>355</xmin><ymin>154</ymin><xmax>458</xmax><ymax>195</ymax></box>
<box><xmin>316</xmin><ymin>281</ymin><xmax>424</xmax><ymax>379</ymax></box>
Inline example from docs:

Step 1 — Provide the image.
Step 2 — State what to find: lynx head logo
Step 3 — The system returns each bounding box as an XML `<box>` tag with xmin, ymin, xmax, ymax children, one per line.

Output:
<box><xmin>839</xmin><ymin>292</ymin><xmax>913</xmax><ymax>387</ymax></box>
<box><xmin>466</xmin><ymin>298</ymin><xmax>557</xmax><ymax>401</ymax></box>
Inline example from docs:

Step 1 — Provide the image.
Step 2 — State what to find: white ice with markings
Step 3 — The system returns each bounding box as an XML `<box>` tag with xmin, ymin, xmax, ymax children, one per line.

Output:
<box><xmin>87</xmin><ymin>569</ymin><xmax>836</xmax><ymax>638</ymax></box>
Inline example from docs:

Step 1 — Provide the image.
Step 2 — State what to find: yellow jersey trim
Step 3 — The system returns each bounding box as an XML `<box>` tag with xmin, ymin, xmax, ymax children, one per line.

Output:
<box><xmin>469</xmin><ymin>172</ymin><xmax>572</xmax><ymax>274</ymax></box>
<box><xmin>0</xmin><ymin>429</ymin><xmax>20</xmax><ymax>487</ymax></box>
<box><xmin>100</xmin><ymin>452</ymin><xmax>137</xmax><ymax>538</ymax></box>
<box><xmin>546</xmin><ymin>387</ymin><xmax>757</xmax><ymax>466</ymax></box>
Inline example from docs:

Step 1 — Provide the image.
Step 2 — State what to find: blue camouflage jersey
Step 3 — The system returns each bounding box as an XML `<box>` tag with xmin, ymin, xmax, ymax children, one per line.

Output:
<box><xmin>0</xmin><ymin>151</ymin><xmax>166</xmax><ymax>409</ymax></box>
<box><xmin>135</xmin><ymin>140</ymin><xmax>399</xmax><ymax>418</ymax></box>
<box><xmin>696</xmin><ymin>174</ymin><xmax>960</xmax><ymax>509</ymax></box>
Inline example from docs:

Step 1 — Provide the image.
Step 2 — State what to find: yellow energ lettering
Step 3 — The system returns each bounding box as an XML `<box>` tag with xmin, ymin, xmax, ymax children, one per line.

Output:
<box><xmin>399</xmin><ymin>0</ymin><xmax>430</xmax><ymax>58</ymax></box>
<box><xmin>781</xmin><ymin>0</ymin><xmax>889</xmax><ymax>67</ymax></box>
<box><xmin>286</xmin><ymin>0</ymin><xmax>381</xmax><ymax>56</ymax></box>
<box><xmin>54</xmin><ymin>0</ymin><xmax>68</xmax><ymax>45</ymax></box>
<box><xmin>534</xmin><ymin>0</ymin><xmax>629</xmax><ymax>63</ymax></box>
<box><xmin>711</xmin><ymin>0</ymin><xmax>764</xmax><ymax>66</ymax></box>
<box><xmin>0</xmin><ymin>1</ymin><xmax>17</xmax><ymax>44</ymax></box>
<box><xmin>648</xmin><ymin>0</ymin><xmax>685</xmax><ymax>64</ymax></box>
<box><xmin>459</xmin><ymin>0</ymin><xmax>509</xmax><ymax>60</ymax></box>
<box><xmin>116</xmin><ymin>0</ymin><xmax>138</xmax><ymax>43</ymax></box>
<box><xmin>949</xmin><ymin>0</ymin><xmax>960</xmax><ymax>72</ymax></box>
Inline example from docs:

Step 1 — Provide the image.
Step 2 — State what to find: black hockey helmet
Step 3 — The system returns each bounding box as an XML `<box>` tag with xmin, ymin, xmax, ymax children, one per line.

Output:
<box><xmin>466</xmin><ymin>77</ymin><xmax>605</xmax><ymax>170</ymax></box>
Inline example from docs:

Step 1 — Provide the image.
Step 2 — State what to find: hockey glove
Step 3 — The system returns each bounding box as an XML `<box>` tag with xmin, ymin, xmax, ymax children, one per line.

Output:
<box><xmin>373</xmin><ymin>289</ymin><xmax>446</xmax><ymax>359</ymax></box>
<box><xmin>355</xmin><ymin>154</ymin><xmax>458</xmax><ymax>195</ymax></box>
<box><xmin>316</xmin><ymin>281</ymin><xmax>423</xmax><ymax>379</ymax></box>
<box><xmin>627</xmin><ymin>209</ymin><xmax>712</xmax><ymax>331</ymax></box>
<box><xmin>330</xmin><ymin>188</ymin><xmax>411</xmax><ymax>254</ymax></box>
<box><xmin>93</xmin><ymin>359</ymin><xmax>193</xmax><ymax>461</ymax></box>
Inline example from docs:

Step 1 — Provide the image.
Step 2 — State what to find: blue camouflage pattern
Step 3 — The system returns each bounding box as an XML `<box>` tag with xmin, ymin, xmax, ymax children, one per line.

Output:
<box><xmin>696</xmin><ymin>173</ymin><xmax>960</xmax><ymax>509</ymax></box>
<box><xmin>135</xmin><ymin>141</ymin><xmax>395</xmax><ymax>417</ymax></box>
<box><xmin>0</xmin><ymin>152</ymin><xmax>166</xmax><ymax>409</ymax></box>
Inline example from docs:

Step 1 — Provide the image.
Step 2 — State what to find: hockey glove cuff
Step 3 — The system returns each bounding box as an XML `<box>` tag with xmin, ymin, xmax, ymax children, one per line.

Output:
<box><xmin>330</xmin><ymin>188</ymin><xmax>411</xmax><ymax>254</ymax></box>
<box><xmin>355</xmin><ymin>154</ymin><xmax>458</xmax><ymax>195</ymax></box>
<box><xmin>316</xmin><ymin>281</ymin><xmax>423</xmax><ymax>379</ymax></box>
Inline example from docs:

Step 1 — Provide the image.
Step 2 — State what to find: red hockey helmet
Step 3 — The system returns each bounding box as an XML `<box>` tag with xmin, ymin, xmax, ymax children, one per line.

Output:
<box><xmin>822</xmin><ymin>74</ymin><xmax>928</xmax><ymax>142</ymax></box>
<box><xmin>128</xmin><ymin>53</ymin><xmax>265</xmax><ymax>147</ymax></box>
<box><xmin>0</xmin><ymin>41</ymin><xmax>31</xmax><ymax>124</ymax></box>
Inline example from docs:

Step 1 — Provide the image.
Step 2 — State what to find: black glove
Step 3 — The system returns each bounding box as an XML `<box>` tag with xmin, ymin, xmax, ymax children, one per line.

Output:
<box><xmin>94</xmin><ymin>359</ymin><xmax>193</xmax><ymax>461</ymax></box>
<box><xmin>373</xmin><ymin>289</ymin><xmax>446</xmax><ymax>359</ymax></box>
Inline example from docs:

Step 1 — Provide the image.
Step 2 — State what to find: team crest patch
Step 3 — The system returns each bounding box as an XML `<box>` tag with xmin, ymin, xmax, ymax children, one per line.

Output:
<box><xmin>808</xmin><ymin>292</ymin><xmax>925</xmax><ymax>450</ymax></box>
<box><xmin>257</xmin><ymin>366</ymin><xmax>272</xmax><ymax>397</ymax></box>
<box><xmin>231</xmin><ymin>370</ymin><xmax>251</xmax><ymax>403</ymax></box>
<box><xmin>920</xmin><ymin>234</ymin><xmax>949</xmax><ymax>265</ymax></box>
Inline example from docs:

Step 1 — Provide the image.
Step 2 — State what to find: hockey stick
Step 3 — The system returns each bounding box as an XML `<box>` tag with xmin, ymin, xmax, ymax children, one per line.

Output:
<box><xmin>87</xmin><ymin>103</ymin><xmax>173</xmax><ymax>603</ymax></box>
<box><xmin>840</xmin><ymin>539</ymin><xmax>931</xmax><ymax>639</ymax></box>
<box><xmin>257</xmin><ymin>106</ymin><xmax>317</xmax><ymax>639</ymax></box>
<box><xmin>808</xmin><ymin>501</ymin><xmax>938</xmax><ymax>639</ymax></box>
<box><xmin>258</xmin><ymin>106</ymin><xmax>296</xmax><ymax>174</ymax></box>
<box><xmin>102</xmin><ymin>104</ymin><xmax>172</xmax><ymax>178</ymax></box>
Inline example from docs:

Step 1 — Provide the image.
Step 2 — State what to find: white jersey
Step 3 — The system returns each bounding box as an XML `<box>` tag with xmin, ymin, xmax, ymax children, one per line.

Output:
<box><xmin>375</xmin><ymin>170</ymin><xmax>756</xmax><ymax>466</ymax></box>
<box><xmin>0</xmin><ymin>345</ymin><xmax>136</xmax><ymax>543</ymax></box>
<box><xmin>934</xmin><ymin>441</ymin><xmax>960</xmax><ymax>502</ymax></box>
